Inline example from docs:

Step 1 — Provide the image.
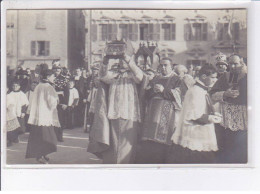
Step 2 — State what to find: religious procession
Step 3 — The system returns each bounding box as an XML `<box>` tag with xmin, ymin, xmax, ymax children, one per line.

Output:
<box><xmin>6</xmin><ymin>47</ymin><xmax>247</xmax><ymax>164</ymax></box>
<box><xmin>5</xmin><ymin>9</ymin><xmax>247</xmax><ymax>165</ymax></box>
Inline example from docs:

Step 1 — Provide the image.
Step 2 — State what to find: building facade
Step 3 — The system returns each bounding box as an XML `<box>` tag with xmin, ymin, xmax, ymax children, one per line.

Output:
<box><xmin>84</xmin><ymin>9</ymin><xmax>247</xmax><ymax>68</ymax></box>
<box><xmin>6</xmin><ymin>10</ymin><xmax>85</xmax><ymax>70</ymax></box>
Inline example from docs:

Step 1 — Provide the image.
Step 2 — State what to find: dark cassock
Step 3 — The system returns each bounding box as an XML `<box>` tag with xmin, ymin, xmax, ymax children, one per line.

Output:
<box><xmin>74</xmin><ymin>75</ymin><xmax>86</xmax><ymax>128</ymax></box>
<box><xmin>135</xmin><ymin>72</ymin><xmax>182</xmax><ymax>164</ymax></box>
<box><xmin>26</xmin><ymin>69</ymin><xmax>60</xmax><ymax>164</ymax></box>
<box><xmin>53</xmin><ymin>71</ymin><xmax>69</xmax><ymax>141</ymax></box>
<box><xmin>210</xmin><ymin>69</ymin><xmax>247</xmax><ymax>163</ymax></box>
<box><xmin>17</xmin><ymin>70</ymin><xmax>31</xmax><ymax>93</ymax></box>
<box><xmin>84</xmin><ymin>72</ymin><xmax>100</xmax><ymax>131</ymax></box>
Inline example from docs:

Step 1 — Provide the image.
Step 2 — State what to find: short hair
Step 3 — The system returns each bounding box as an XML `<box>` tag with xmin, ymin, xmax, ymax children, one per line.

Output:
<box><xmin>198</xmin><ymin>64</ymin><xmax>217</xmax><ymax>77</ymax></box>
<box><xmin>52</xmin><ymin>59</ymin><xmax>60</xmax><ymax>64</ymax></box>
<box><xmin>174</xmin><ymin>64</ymin><xmax>188</xmax><ymax>74</ymax></box>
<box><xmin>75</xmin><ymin>67</ymin><xmax>82</xmax><ymax>71</ymax></box>
<box><xmin>12</xmin><ymin>80</ymin><xmax>21</xmax><ymax>85</ymax></box>
<box><xmin>161</xmin><ymin>57</ymin><xmax>173</xmax><ymax>64</ymax></box>
<box><xmin>68</xmin><ymin>79</ymin><xmax>75</xmax><ymax>83</ymax></box>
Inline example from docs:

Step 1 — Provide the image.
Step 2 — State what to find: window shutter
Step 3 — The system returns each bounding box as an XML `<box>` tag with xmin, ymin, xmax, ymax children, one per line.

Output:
<box><xmin>233</xmin><ymin>22</ymin><xmax>240</xmax><ymax>40</ymax></box>
<box><xmin>184</xmin><ymin>24</ymin><xmax>191</xmax><ymax>41</ymax></box>
<box><xmin>31</xmin><ymin>41</ymin><xmax>36</xmax><ymax>56</ymax></box>
<box><xmin>35</xmin><ymin>12</ymin><xmax>46</xmax><ymax>29</ymax></box>
<box><xmin>107</xmin><ymin>24</ymin><xmax>112</xmax><ymax>40</ymax></box>
<box><xmin>133</xmin><ymin>24</ymin><xmax>138</xmax><ymax>41</ymax></box>
<box><xmin>154</xmin><ymin>23</ymin><xmax>160</xmax><ymax>41</ymax></box>
<box><xmin>91</xmin><ymin>24</ymin><xmax>97</xmax><ymax>41</ymax></box>
<box><xmin>101</xmin><ymin>24</ymin><xmax>107</xmax><ymax>41</ymax></box>
<box><xmin>45</xmin><ymin>41</ymin><xmax>50</xmax><ymax>56</ymax></box>
<box><xmin>202</xmin><ymin>23</ymin><xmax>208</xmax><ymax>41</ymax></box>
<box><xmin>129</xmin><ymin>24</ymin><xmax>138</xmax><ymax>41</ymax></box>
<box><xmin>120</xmin><ymin>24</ymin><xmax>128</xmax><ymax>40</ymax></box>
<box><xmin>112</xmin><ymin>24</ymin><xmax>118</xmax><ymax>40</ymax></box>
<box><xmin>171</xmin><ymin>24</ymin><xmax>176</xmax><ymax>40</ymax></box>
<box><xmin>217</xmin><ymin>23</ymin><xmax>224</xmax><ymax>41</ymax></box>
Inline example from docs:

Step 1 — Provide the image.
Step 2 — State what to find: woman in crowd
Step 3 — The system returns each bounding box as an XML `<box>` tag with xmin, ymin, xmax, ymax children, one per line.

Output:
<box><xmin>25</xmin><ymin>64</ymin><xmax>60</xmax><ymax>164</ymax></box>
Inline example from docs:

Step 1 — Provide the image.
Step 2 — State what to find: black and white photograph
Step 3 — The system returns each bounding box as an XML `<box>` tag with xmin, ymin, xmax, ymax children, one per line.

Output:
<box><xmin>3</xmin><ymin>8</ymin><xmax>248</xmax><ymax>165</ymax></box>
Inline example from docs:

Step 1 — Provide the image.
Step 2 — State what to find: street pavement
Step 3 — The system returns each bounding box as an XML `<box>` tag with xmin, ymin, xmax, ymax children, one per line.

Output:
<box><xmin>6</xmin><ymin>127</ymin><xmax>102</xmax><ymax>165</ymax></box>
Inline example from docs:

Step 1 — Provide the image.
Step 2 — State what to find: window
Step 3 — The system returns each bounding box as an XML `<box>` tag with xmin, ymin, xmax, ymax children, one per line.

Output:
<box><xmin>218</xmin><ymin>22</ymin><xmax>240</xmax><ymax>41</ymax></box>
<box><xmin>139</xmin><ymin>24</ymin><xmax>148</xmax><ymax>40</ymax></box>
<box><xmin>118</xmin><ymin>24</ymin><xmax>138</xmax><ymax>41</ymax></box>
<box><xmin>100</xmin><ymin>24</ymin><xmax>117</xmax><ymax>41</ymax></box>
<box><xmin>162</xmin><ymin>23</ymin><xmax>176</xmax><ymax>41</ymax></box>
<box><xmin>7</xmin><ymin>23</ymin><xmax>14</xmax><ymax>28</ymax></box>
<box><xmin>119</xmin><ymin>24</ymin><xmax>128</xmax><ymax>40</ymax></box>
<box><xmin>35</xmin><ymin>11</ymin><xmax>46</xmax><ymax>29</ymax></box>
<box><xmin>139</xmin><ymin>24</ymin><xmax>160</xmax><ymax>41</ymax></box>
<box><xmin>184</xmin><ymin>23</ymin><xmax>208</xmax><ymax>41</ymax></box>
<box><xmin>31</xmin><ymin>41</ymin><xmax>50</xmax><ymax>56</ymax></box>
<box><xmin>128</xmin><ymin>24</ymin><xmax>138</xmax><ymax>41</ymax></box>
<box><xmin>7</xmin><ymin>14</ymin><xmax>15</xmax><ymax>28</ymax></box>
<box><xmin>186</xmin><ymin>60</ymin><xmax>206</xmax><ymax>66</ymax></box>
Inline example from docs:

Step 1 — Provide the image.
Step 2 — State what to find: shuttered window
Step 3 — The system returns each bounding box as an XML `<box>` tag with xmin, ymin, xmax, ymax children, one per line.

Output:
<box><xmin>202</xmin><ymin>23</ymin><xmax>208</xmax><ymax>41</ymax></box>
<box><xmin>31</xmin><ymin>41</ymin><xmax>50</xmax><ymax>56</ymax></box>
<box><xmin>129</xmin><ymin>24</ymin><xmax>138</xmax><ymax>41</ymax></box>
<box><xmin>233</xmin><ymin>22</ymin><xmax>240</xmax><ymax>40</ymax></box>
<box><xmin>100</xmin><ymin>24</ymin><xmax>118</xmax><ymax>41</ymax></box>
<box><xmin>185</xmin><ymin>22</ymin><xmax>208</xmax><ymax>41</ymax></box>
<box><xmin>119</xmin><ymin>24</ymin><xmax>128</xmax><ymax>40</ymax></box>
<box><xmin>184</xmin><ymin>24</ymin><xmax>192</xmax><ymax>41</ymax></box>
<box><xmin>139</xmin><ymin>24</ymin><xmax>148</xmax><ymax>40</ymax></box>
<box><xmin>107</xmin><ymin>24</ymin><xmax>117</xmax><ymax>41</ymax></box>
<box><xmin>35</xmin><ymin>11</ymin><xmax>46</xmax><ymax>29</ymax></box>
<box><xmin>218</xmin><ymin>22</ymin><xmax>240</xmax><ymax>41</ymax></box>
<box><xmin>162</xmin><ymin>23</ymin><xmax>176</xmax><ymax>41</ymax></box>
<box><xmin>100</xmin><ymin>24</ymin><xmax>107</xmax><ymax>41</ymax></box>
<box><xmin>31</xmin><ymin>41</ymin><xmax>36</xmax><ymax>56</ymax></box>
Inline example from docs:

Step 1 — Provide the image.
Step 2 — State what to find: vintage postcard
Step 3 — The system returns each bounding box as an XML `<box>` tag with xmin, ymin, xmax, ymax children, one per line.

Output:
<box><xmin>3</xmin><ymin>6</ymin><xmax>248</xmax><ymax>166</ymax></box>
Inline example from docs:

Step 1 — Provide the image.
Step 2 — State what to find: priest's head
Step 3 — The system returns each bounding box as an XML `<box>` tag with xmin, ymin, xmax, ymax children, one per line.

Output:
<box><xmin>160</xmin><ymin>57</ymin><xmax>173</xmax><ymax>76</ymax></box>
<box><xmin>198</xmin><ymin>64</ymin><xmax>218</xmax><ymax>87</ymax></box>
<box><xmin>229</xmin><ymin>54</ymin><xmax>244</xmax><ymax>74</ymax></box>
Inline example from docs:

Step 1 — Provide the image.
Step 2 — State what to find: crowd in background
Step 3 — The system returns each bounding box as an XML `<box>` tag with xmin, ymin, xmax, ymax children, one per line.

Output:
<box><xmin>5</xmin><ymin>51</ymin><xmax>248</xmax><ymax>164</ymax></box>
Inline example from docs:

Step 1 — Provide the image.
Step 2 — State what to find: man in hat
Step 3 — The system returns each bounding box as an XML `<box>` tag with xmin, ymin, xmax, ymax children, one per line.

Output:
<box><xmin>17</xmin><ymin>69</ymin><xmax>31</xmax><ymax>93</ymax></box>
<box><xmin>214</xmin><ymin>52</ymin><xmax>229</xmax><ymax>78</ymax></box>
<box><xmin>210</xmin><ymin>54</ymin><xmax>247</xmax><ymax>163</ymax></box>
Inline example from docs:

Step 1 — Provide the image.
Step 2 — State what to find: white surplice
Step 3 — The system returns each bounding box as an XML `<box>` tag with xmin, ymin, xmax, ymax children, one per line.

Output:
<box><xmin>172</xmin><ymin>83</ymin><xmax>218</xmax><ymax>152</ymax></box>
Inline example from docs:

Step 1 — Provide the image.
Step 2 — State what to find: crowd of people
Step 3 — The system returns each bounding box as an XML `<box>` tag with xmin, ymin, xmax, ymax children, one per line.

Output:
<box><xmin>5</xmin><ymin>51</ymin><xmax>247</xmax><ymax>164</ymax></box>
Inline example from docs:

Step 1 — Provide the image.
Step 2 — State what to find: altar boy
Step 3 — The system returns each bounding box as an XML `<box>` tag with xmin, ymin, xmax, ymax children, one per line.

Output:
<box><xmin>8</xmin><ymin>81</ymin><xmax>29</xmax><ymax>136</ymax></box>
<box><xmin>61</xmin><ymin>80</ymin><xmax>79</xmax><ymax>129</ymax></box>
<box><xmin>171</xmin><ymin>64</ymin><xmax>222</xmax><ymax>164</ymax></box>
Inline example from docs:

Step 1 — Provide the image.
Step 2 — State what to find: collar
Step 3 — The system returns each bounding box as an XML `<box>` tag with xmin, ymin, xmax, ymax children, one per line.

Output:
<box><xmin>12</xmin><ymin>90</ymin><xmax>21</xmax><ymax>93</ymax></box>
<box><xmin>42</xmin><ymin>79</ymin><xmax>50</xmax><ymax>83</ymax></box>
<box><xmin>163</xmin><ymin>71</ymin><xmax>177</xmax><ymax>78</ymax></box>
<box><xmin>74</xmin><ymin>76</ymin><xmax>81</xmax><ymax>80</ymax></box>
<box><xmin>195</xmin><ymin>80</ymin><xmax>209</xmax><ymax>91</ymax></box>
